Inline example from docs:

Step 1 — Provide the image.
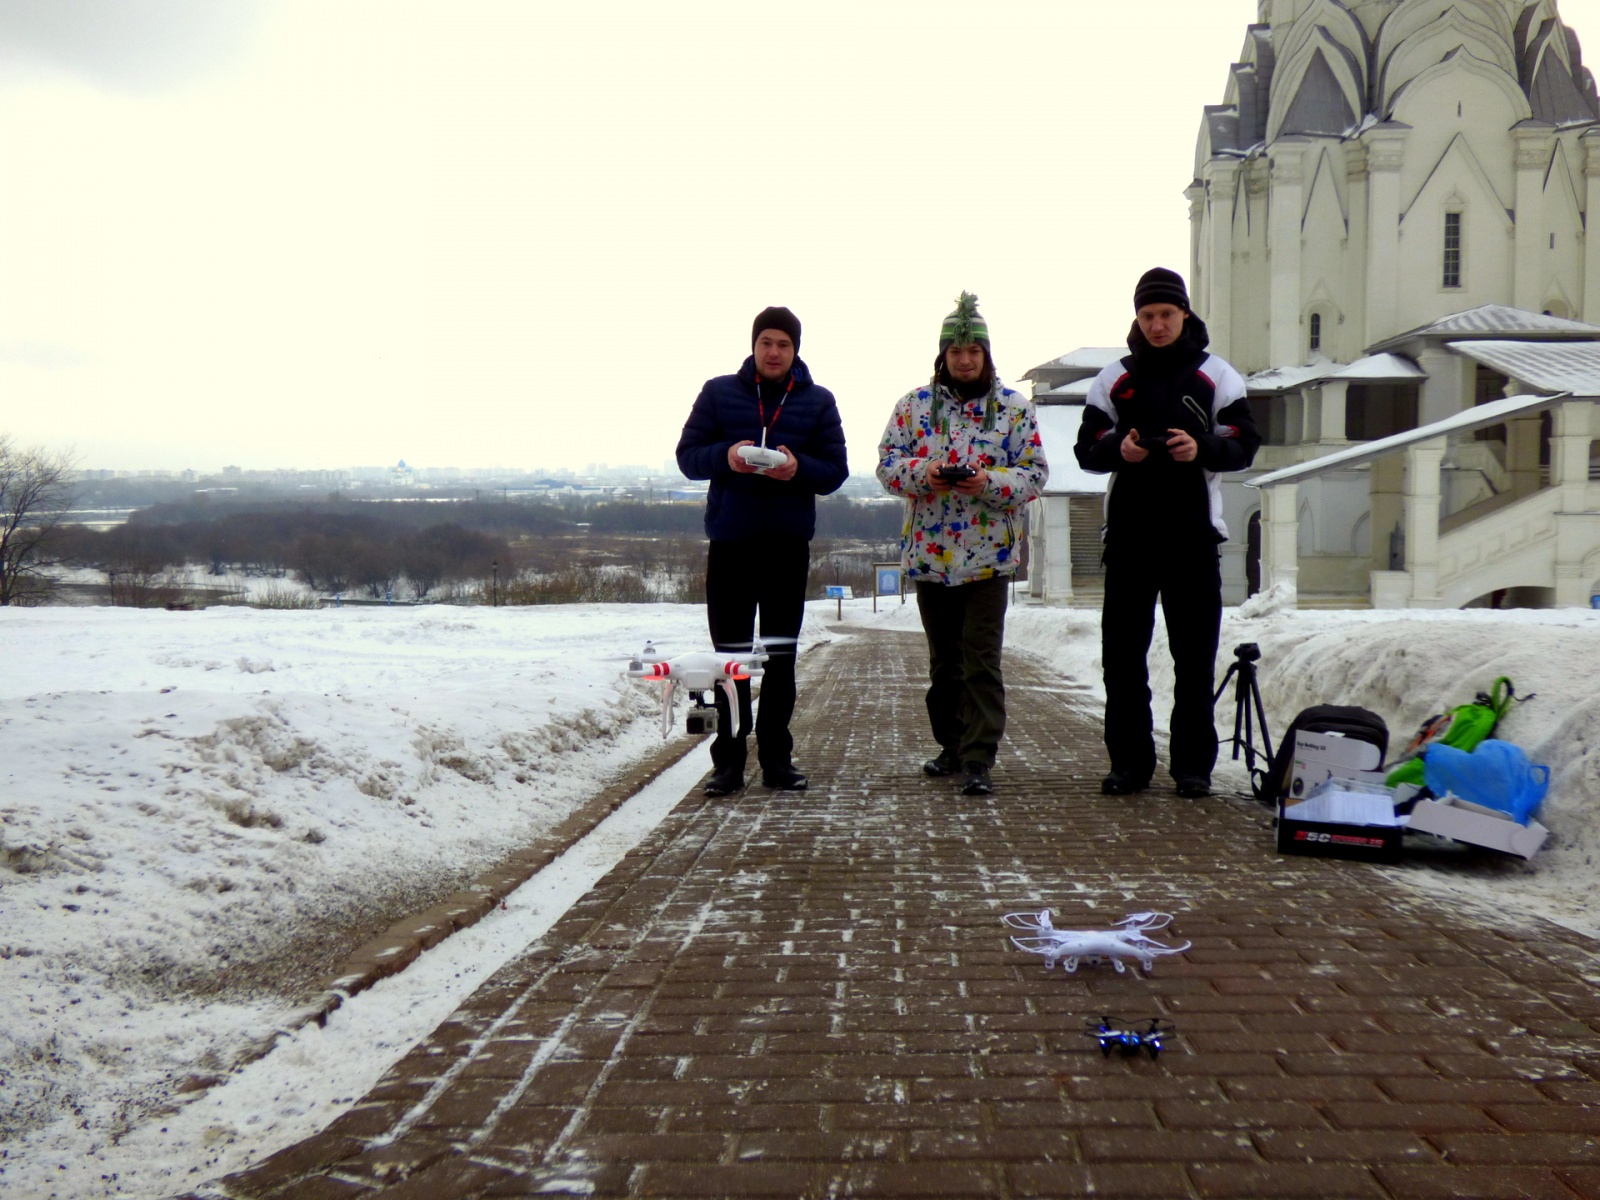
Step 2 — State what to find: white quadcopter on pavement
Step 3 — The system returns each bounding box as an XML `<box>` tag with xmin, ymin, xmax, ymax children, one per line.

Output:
<box><xmin>626</xmin><ymin>638</ymin><xmax>787</xmax><ymax>738</ymax></box>
<box><xmin>1002</xmin><ymin>910</ymin><xmax>1191</xmax><ymax>975</ymax></box>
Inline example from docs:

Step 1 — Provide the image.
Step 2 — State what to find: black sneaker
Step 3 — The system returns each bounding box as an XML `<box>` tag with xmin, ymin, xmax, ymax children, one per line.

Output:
<box><xmin>961</xmin><ymin>763</ymin><xmax>993</xmax><ymax>796</ymax></box>
<box><xmin>1101</xmin><ymin>771</ymin><xmax>1151</xmax><ymax>796</ymax></box>
<box><xmin>922</xmin><ymin>751</ymin><xmax>961</xmax><ymax>777</ymax></box>
<box><xmin>704</xmin><ymin>766</ymin><xmax>744</xmax><ymax>797</ymax></box>
<box><xmin>762</xmin><ymin>765</ymin><xmax>808</xmax><ymax>791</ymax></box>
<box><xmin>1174</xmin><ymin>776</ymin><xmax>1211</xmax><ymax>798</ymax></box>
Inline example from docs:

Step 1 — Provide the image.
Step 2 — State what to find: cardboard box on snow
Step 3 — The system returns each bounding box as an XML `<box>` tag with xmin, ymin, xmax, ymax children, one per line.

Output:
<box><xmin>1406</xmin><ymin>796</ymin><xmax>1550</xmax><ymax>859</ymax></box>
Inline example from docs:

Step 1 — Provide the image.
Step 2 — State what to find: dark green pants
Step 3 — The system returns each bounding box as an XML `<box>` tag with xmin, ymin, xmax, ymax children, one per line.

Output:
<box><xmin>915</xmin><ymin>575</ymin><xmax>1009</xmax><ymax>768</ymax></box>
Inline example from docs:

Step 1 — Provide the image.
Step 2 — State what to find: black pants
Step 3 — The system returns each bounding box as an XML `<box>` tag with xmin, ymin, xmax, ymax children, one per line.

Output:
<box><xmin>705</xmin><ymin>536</ymin><xmax>809</xmax><ymax>775</ymax></box>
<box><xmin>1100</xmin><ymin>542</ymin><xmax>1222</xmax><ymax>782</ymax></box>
<box><xmin>915</xmin><ymin>575</ymin><xmax>1009</xmax><ymax>769</ymax></box>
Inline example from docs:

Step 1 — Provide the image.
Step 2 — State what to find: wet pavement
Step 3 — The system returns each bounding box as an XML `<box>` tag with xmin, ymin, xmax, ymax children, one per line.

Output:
<box><xmin>183</xmin><ymin>627</ymin><xmax>1600</xmax><ymax>1199</ymax></box>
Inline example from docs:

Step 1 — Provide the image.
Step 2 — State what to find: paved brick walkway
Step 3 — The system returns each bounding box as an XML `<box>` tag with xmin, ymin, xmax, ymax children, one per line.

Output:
<box><xmin>187</xmin><ymin>628</ymin><xmax>1600</xmax><ymax>1199</ymax></box>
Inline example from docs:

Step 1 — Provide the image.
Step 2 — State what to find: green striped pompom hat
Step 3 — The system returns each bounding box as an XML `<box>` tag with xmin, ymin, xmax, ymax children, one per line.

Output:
<box><xmin>939</xmin><ymin>291</ymin><xmax>989</xmax><ymax>349</ymax></box>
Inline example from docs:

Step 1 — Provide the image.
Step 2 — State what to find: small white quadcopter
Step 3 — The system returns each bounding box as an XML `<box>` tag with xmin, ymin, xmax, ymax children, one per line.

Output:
<box><xmin>1002</xmin><ymin>910</ymin><xmax>1191</xmax><ymax>975</ymax></box>
<box><xmin>625</xmin><ymin>638</ymin><xmax>786</xmax><ymax>738</ymax></box>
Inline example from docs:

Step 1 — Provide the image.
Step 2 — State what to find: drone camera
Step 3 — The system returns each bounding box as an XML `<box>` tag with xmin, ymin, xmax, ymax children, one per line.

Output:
<box><xmin>686</xmin><ymin>708</ymin><xmax>718</xmax><ymax>736</ymax></box>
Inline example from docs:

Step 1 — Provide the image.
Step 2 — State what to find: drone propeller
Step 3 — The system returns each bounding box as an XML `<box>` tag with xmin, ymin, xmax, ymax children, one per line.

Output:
<box><xmin>714</xmin><ymin>636</ymin><xmax>800</xmax><ymax>652</ymax></box>
<box><xmin>607</xmin><ymin>640</ymin><xmax>673</xmax><ymax>662</ymax></box>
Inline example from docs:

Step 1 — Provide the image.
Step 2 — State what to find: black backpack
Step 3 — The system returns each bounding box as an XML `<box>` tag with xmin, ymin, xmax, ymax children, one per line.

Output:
<box><xmin>1254</xmin><ymin>705</ymin><xmax>1389</xmax><ymax>808</ymax></box>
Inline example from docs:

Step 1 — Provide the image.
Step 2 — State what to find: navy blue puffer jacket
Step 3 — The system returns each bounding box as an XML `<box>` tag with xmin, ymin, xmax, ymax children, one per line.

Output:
<box><xmin>676</xmin><ymin>356</ymin><xmax>849</xmax><ymax>542</ymax></box>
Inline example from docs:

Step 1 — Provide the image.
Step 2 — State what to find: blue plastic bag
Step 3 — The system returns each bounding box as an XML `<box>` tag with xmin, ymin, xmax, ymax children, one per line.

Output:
<box><xmin>1423</xmin><ymin>740</ymin><xmax>1550</xmax><ymax>825</ymax></box>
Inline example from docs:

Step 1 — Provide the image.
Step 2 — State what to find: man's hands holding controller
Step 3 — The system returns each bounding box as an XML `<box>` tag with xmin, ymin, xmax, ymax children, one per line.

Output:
<box><xmin>1120</xmin><ymin>427</ymin><xmax>1198</xmax><ymax>463</ymax></box>
<box><xmin>729</xmin><ymin>441</ymin><xmax>798</xmax><ymax>481</ymax></box>
<box><xmin>923</xmin><ymin>461</ymin><xmax>988</xmax><ymax>495</ymax></box>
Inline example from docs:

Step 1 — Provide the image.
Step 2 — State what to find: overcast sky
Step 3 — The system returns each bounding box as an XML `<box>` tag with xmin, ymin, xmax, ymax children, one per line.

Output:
<box><xmin>4</xmin><ymin>0</ymin><xmax>1599</xmax><ymax>477</ymax></box>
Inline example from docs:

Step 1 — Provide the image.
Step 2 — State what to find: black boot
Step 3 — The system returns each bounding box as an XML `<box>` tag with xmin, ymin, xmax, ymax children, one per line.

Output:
<box><xmin>1101</xmin><ymin>770</ymin><xmax>1151</xmax><ymax>796</ymax></box>
<box><xmin>762</xmin><ymin>764</ymin><xmax>808</xmax><ymax>790</ymax></box>
<box><xmin>961</xmin><ymin>763</ymin><xmax>993</xmax><ymax>796</ymax></box>
<box><xmin>704</xmin><ymin>765</ymin><xmax>744</xmax><ymax>797</ymax></box>
<box><xmin>923</xmin><ymin>750</ymin><xmax>960</xmax><ymax>777</ymax></box>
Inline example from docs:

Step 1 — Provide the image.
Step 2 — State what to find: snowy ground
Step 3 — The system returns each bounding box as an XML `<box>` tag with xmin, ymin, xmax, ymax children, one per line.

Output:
<box><xmin>2</xmin><ymin>595</ymin><xmax>1597</xmax><ymax>1197</ymax></box>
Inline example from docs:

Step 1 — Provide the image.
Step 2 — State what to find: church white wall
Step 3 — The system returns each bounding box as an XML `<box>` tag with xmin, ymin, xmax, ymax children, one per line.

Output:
<box><xmin>1396</xmin><ymin>142</ymin><xmax>1515</xmax><ymax>329</ymax></box>
<box><xmin>1393</xmin><ymin>70</ymin><xmax>1520</xmax><ymax>203</ymax></box>
<box><xmin>1543</xmin><ymin>134</ymin><xmax>1587</xmax><ymax>318</ymax></box>
<box><xmin>1300</xmin><ymin>144</ymin><xmax>1353</xmax><ymax>362</ymax></box>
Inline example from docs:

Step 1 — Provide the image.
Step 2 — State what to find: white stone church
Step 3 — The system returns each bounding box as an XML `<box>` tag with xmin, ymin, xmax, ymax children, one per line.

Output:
<box><xmin>1027</xmin><ymin>0</ymin><xmax>1600</xmax><ymax>610</ymax></box>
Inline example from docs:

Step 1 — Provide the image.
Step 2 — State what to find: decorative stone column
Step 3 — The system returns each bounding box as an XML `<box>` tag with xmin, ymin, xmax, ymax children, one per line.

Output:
<box><xmin>1505</xmin><ymin>410</ymin><xmax>1544</xmax><ymax>499</ymax></box>
<box><xmin>1551</xmin><ymin>399</ymin><xmax>1598</xmax><ymax>607</ymax></box>
<box><xmin>1268</xmin><ymin>141</ymin><xmax>1307</xmax><ymax>367</ymax></box>
<box><xmin>1369</xmin><ymin>453</ymin><xmax>1406</xmax><ymax>575</ymax></box>
<box><xmin>1363</xmin><ymin>124</ymin><xmax>1409</xmax><ymax>346</ymax></box>
<box><xmin>1317</xmin><ymin>380</ymin><xmax>1350</xmax><ymax>445</ymax></box>
<box><xmin>1403</xmin><ymin>438</ymin><xmax>1447</xmax><ymax>608</ymax></box>
<box><xmin>1038</xmin><ymin>494</ymin><xmax>1074</xmax><ymax>606</ymax></box>
<box><xmin>1415</xmin><ymin>346</ymin><xmax>1471</xmax><ymax>427</ymax></box>
<box><xmin>1584</xmin><ymin>131</ymin><xmax>1600</xmax><ymax>323</ymax></box>
<box><xmin>1259</xmin><ymin>483</ymin><xmax>1300</xmax><ymax>602</ymax></box>
<box><xmin>1206</xmin><ymin>162</ymin><xmax>1240</xmax><ymax>360</ymax></box>
<box><xmin>1344</xmin><ymin>142</ymin><xmax>1369</xmax><ymax>363</ymax></box>
<box><xmin>1552</xmin><ymin>398</ymin><xmax>1595</xmax><ymax>507</ymax></box>
<box><xmin>1512</xmin><ymin>122</ymin><xmax>1555</xmax><ymax>314</ymax></box>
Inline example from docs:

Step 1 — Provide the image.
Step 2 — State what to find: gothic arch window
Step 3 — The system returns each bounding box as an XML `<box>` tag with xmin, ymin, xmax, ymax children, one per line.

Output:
<box><xmin>1309</xmin><ymin>312</ymin><xmax>1323</xmax><ymax>354</ymax></box>
<box><xmin>1443</xmin><ymin>211</ymin><xmax>1463</xmax><ymax>288</ymax></box>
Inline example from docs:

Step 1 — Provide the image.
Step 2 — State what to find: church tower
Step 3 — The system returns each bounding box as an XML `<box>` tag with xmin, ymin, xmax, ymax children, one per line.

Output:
<box><xmin>1190</xmin><ymin>0</ymin><xmax>1600</xmax><ymax>373</ymax></box>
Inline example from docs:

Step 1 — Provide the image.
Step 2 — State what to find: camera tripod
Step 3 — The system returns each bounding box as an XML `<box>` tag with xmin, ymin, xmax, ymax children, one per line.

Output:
<box><xmin>1213</xmin><ymin>642</ymin><xmax>1274</xmax><ymax>778</ymax></box>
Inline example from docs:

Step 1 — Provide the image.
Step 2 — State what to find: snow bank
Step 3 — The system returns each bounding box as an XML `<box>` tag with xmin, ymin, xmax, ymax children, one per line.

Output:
<box><xmin>996</xmin><ymin>598</ymin><xmax>1600</xmax><ymax>936</ymax></box>
<box><xmin>0</xmin><ymin>602</ymin><xmax>830</xmax><ymax>1182</ymax></box>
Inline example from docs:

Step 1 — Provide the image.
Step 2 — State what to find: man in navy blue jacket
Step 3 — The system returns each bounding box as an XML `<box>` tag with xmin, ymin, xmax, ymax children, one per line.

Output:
<box><xmin>677</xmin><ymin>307</ymin><xmax>849</xmax><ymax>796</ymax></box>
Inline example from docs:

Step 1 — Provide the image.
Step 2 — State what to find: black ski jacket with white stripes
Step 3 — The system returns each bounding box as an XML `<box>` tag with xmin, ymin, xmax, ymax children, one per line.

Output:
<box><xmin>1073</xmin><ymin>315</ymin><xmax>1259</xmax><ymax>546</ymax></box>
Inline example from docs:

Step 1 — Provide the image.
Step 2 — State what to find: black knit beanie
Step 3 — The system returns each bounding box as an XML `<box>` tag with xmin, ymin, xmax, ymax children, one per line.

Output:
<box><xmin>1133</xmin><ymin>268</ymin><xmax>1190</xmax><ymax>312</ymax></box>
<box><xmin>751</xmin><ymin>306</ymin><xmax>801</xmax><ymax>352</ymax></box>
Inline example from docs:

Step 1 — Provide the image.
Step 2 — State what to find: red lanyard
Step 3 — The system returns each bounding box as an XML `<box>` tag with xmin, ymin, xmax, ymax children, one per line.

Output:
<box><xmin>756</xmin><ymin>375</ymin><xmax>795</xmax><ymax>437</ymax></box>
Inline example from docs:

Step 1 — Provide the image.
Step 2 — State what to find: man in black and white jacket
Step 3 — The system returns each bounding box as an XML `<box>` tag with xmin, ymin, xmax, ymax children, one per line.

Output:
<box><xmin>1074</xmin><ymin>268</ymin><xmax>1261</xmax><ymax>799</ymax></box>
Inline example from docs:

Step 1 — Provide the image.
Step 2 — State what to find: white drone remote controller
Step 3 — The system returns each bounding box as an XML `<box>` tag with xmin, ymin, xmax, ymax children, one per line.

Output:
<box><xmin>738</xmin><ymin>444</ymin><xmax>787</xmax><ymax>471</ymax></box>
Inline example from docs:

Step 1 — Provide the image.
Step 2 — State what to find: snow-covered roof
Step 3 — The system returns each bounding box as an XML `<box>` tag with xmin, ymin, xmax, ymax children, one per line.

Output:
<box><xmin>1034</xmin><ymin>403</ymin><xmax>1107</xmax><ymax>495</ymax></box>
<box><xmin>1369</xmin><ymin>305</ymin><xmax>1600</xmax><ymax>352</ymax></box>
<box><xmin>1021</xmin><ymin>347</ymin><xmax>1122</xmax><ymax>386</ymax></box>
<box><xmin>1246</xmin><ymin>363</ymin><xmax>1332</xmax><ymax>394</ymax></box>
<box><xmin>1448</xmin><ymin>340</ymin><xmax>1600</xmax><ymax>397</ymax></box>
<box><xmin>1321</xmin><ymin>353</ymin><xmax>1426</xmax><ymax>382</ymax></box>
<box><xmin>1247</xmin><ymin>354</ymin><xmax>1426</xmax><ymax>393</ymax></box>
<box><xmin>1037</xmin><ymin>378</ymin><xmax>1094</xmax><ymax>401</ymax></box>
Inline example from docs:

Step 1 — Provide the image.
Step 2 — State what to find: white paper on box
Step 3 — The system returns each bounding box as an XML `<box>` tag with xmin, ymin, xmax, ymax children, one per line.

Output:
<box><xmin>1283</xmin><ymin>788</ymin><xmax>1401</xmax><ymax>827</ymax></box>
<box><xmin>1287</xmin><ymin>731</ymin><xmax>1386</xmax><ymax>801</ymax></box>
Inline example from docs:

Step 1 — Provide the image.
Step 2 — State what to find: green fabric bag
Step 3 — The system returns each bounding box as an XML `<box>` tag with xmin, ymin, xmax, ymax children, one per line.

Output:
<box><xmin>1386</xmin><ymin>677</ymin><xmax>1518</xmax><ymax>789</ymax></box>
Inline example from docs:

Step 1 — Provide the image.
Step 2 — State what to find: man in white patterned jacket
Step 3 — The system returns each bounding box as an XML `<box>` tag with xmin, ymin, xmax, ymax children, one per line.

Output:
<box><xmin>877</xmin><ymin>292</ymin><xmax>1048</xmax><ymax>797</ymax></box>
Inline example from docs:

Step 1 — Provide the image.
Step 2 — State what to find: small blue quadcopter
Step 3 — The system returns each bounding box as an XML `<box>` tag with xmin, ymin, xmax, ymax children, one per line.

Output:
<box><xmin>1084</xmin><ymin>1015</ymin><xmax>1175</xmax><ymax>1060</ymax></box>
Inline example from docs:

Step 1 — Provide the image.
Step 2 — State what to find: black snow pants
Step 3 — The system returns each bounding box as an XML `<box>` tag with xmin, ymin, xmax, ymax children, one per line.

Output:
<box><xmin>705</xmin><ymin>535</ymin><xmax>809</xmax><ymax>775</ymax></box>
<box><xmin>1100</xmin><ymin>541</ymin><xmax>1222</xmax><ymax>783</ymax></box>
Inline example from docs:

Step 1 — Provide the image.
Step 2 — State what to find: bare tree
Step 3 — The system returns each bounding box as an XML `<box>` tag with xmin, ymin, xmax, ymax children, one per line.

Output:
<box><xmin>0</xmin><ymin>435</ymin><xmax>75</xmax><ymax>606</ymax></box>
